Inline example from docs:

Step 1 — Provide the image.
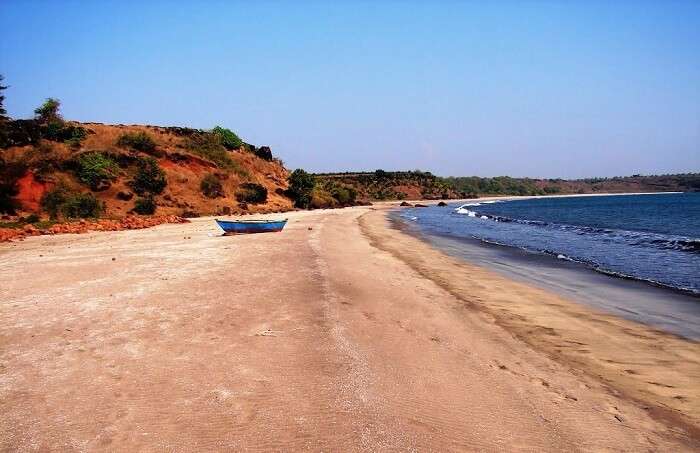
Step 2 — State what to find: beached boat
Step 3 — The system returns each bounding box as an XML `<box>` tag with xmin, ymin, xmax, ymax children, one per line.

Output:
<box><xmin>215</xmin><ymin>218</ymin><xmax>288</xmax><ymax>235</ymax></box>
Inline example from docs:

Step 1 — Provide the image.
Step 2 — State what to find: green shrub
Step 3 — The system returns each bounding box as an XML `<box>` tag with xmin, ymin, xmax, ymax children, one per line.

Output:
<box><xmin>130</xmin><ymin>157</ymin><xmax>167</xmax><ymax>195</ymax></box>
<box><xmin>25</xmin><ymin>213</ymin><xmax>41</xmax><ymax>223</ymax></box>
<box><xmin>133</xmin><ymin>195</ymin><xmax>156</xmax><ymax>215</ymax></box>
<box><xmin>330</xmin><ymin>185</ymin><xmax>357</xmax><ymax>206</ymax></box>
<box><xmin>236</xmin><ymin>183</ymin><xmax>267</xmax><ymax>204</ymax></box>
<box><xmin>61</xmin><ymin>193</ymin><xmax>102</xmax><ymax>218</ymax></box>
<box><xmin>310</xmin><ymin>188</ymin><xmax>337</xmax><ymax>209</ymax></box>
<box><xmin>287</xmin><ymin>169</ymin><xmax>316</xmax><ymax>208</ymax></box>
<box><xmin>200</xmin><ymin>173</ymin><xmax>224</xmax><ymax>198</ymax></box>
<box><xmin>117</xmin><ymin>131</ymin><xmax>157</xmax><ymax>153</ymax></box>
<box><xmin>185</xmin><ymin>132</ymin><xmax>238</xmax><ymax>170</ymax></box>
<box><xmin>34</xmin><ymin>98</ymin><xmax>62</xmax><ymax>124</ymax></box>
<box><xmin>75</xmin><ymin>152</ymin><xmax>118</xmax><ymax>190</ymax></box>
<box><xmin>1</xmin><ymin>119</ymin><xmax>42</xmax><ymax>148</ymax></box>
<box><xmin>64</xmin><ymin>126</ymin><xmax>87</xmax><ymax>148</ymax></box>
<box><xmin>41</xmin><ymin>185</ymin><xmax>102</xmax><ymax>219</ymax></box>
<box><xmin>0</xmin><ymin>158</ymin><xmax>25</xmax><ymax>214</ymax></box>
<box><xmin>212</xmin><ymin>126</ymin><xmax>242</xmax><ymax>150</ymax></box>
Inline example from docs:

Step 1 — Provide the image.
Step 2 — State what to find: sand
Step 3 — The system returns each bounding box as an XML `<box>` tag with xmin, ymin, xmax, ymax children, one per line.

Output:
<box><xmin>1</xmin><ymin>205</ymin><xmax>698</xmax><ymax>451</ymax></box>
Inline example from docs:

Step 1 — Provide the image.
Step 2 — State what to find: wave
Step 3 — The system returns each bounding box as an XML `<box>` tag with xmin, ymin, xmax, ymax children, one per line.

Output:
<box><xmin>453</xmin><ymin>209</ymin><xmax>700</xmax><ymax>254</ymax></box>
<box><xmin>469</xmin><ymin>235</ymin><xmax>699</xmax><ymax>296</ymax></box>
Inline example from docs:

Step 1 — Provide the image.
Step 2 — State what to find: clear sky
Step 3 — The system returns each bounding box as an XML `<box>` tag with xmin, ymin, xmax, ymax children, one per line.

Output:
<box><xmin>1</xmin><ymin>1</ymin><xmax>698</xmax><ymax>178</ymax></box>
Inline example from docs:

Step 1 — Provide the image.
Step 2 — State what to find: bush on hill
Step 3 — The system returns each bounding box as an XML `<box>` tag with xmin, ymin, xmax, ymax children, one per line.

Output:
<box><xmin>200</xmin><ymin>173</ymin><xmax>224</xmax><ymax>198</ymax></box>
<box><xmin>212</xmin><ymin>126</ymin><xmax>243</xmax><ymax>150</ymax></box>
<box><xmin>0</xmin><ymin>157</ymin><xmax>24</xmax><ymax>214</ymax></box>
<box><xmin>117</xmin><ymin>131</ymin><xmax>157</xmax><ymax>154</ymax></box>
<box><xmin>74</xmin><ymin>152</ymin><xmax>119</xmax><ymax>190</ymax></box>
<box><xmin>236</xmin><ymin>182</ymin><xmax>268</xmax><ymax>204</ymax></box>
<box><xmin>133</xmin><ymin>195</ymin><xmax>157</xmax><ymax>215</ymax></box>
<box><xmin>184</xmin><ymin>132</ymin><xmax>246</xmax><ymax>174</ymax></box>
<box><xmin>41</xmin><ymin>184</ymin><xmax>103</xmax><ymax>219</ymax></box>
<box><xmin>129</xmin><ymin>157</ymin><xmax>167</xmax><ymax>195</ymax></box>
<box><xmin>23</xmin><ymin>98</ymin><xmax>88</xmax><ymax>148</ymax></box>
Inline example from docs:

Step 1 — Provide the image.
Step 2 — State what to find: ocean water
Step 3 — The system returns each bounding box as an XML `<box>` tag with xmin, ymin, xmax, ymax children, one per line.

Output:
<box><xmin>393</xmin><ymin>193</ymin><xmax>700</xmax><ymax>338</ymax></box>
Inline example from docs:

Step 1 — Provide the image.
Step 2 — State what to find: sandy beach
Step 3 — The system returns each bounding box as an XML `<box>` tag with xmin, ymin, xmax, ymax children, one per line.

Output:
<box><xmin>1</xmin><ymin>205</ymin><xmax>699</xmax><ymax>451</ymax></box>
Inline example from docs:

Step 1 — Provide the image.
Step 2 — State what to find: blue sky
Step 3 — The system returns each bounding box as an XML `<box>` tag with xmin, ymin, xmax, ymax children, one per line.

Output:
<box><xmin>1</xmin><ymin>1</ymin><xmax>698</xmax><ymax>178</ymax></box>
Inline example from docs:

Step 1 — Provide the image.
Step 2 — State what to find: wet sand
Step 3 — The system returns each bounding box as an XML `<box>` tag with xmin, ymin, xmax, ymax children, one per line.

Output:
<box><xmin>1</xmin><ymin>205</ymin><xmax>698</xmax><ymax>451</ymax></box>
<box><xmin>399</xmin><ymin>224</ymin><xmax>700</xmax><ymax>340</ymax></box>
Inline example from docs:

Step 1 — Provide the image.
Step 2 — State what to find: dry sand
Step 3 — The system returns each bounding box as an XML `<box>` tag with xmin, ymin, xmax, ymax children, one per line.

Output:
<box><xmin>1</xmin><ymin>205</ymin><xmax>698</xmax><ymax>451</ymax></box>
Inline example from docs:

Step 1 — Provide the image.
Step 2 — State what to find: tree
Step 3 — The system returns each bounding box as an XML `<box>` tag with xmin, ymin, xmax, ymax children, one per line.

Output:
<box><xmin>287</xmin><ymin>169</ymin><xmax>316</xmax><ymax>209</ymax></box>
<box><xmin>0</xmin><ymin>75</ymin><xmax>8</xmax><ymax>122</ymax></box>
<box><xmin>34</xmin><ymin>98</ymin><xmax>62</xmax><ymax>124</ymax></box>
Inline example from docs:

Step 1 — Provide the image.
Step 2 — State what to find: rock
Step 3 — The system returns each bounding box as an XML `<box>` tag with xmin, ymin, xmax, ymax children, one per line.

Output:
<box><xmin>93</xmin><ymin>180</ymin><xmax>111</xmax><ymax>192</ymax></box>
<box><xmin>400</xmin><ymin>201</ymin><xmax>412</xmax><ymax>207</ymax></box>
<box><xmin>221</xmin><ymin>206</ymin><xmax>232</xmax><ymax>215</ymax></box>
<box><xmin>437</xmin><ymin>201</ymin><xmax>448</xmax><ymax>207</ymax></box>
<box><xmin>239</xmin><ymin>202</ymin><xmax>248</xmax><ymax>210</ymax></box>
<box><xmin>116</xmin><ymin>191</ymin><xmax>134</xmax><ymax>201</ymax></box>
<box><xmin>414</xmin><ymin>203</ymin><xmax>428</xmax><ymax>208</ymax></box>
<box><xmin>180</xmin><ymin>210</ymin><xmax>200</xmax><ymax>218</ymax></box>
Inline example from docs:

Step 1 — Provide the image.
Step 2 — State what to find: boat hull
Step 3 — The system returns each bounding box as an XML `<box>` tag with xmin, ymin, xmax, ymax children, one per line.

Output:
<box><xmin>216</xmin><ymin>219</ymin><xmax>288</xmax><ymax>234</ymax></box>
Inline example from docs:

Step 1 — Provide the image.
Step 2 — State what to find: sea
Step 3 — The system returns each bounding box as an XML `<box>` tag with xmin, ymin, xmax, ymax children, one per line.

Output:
<box><xmin>393</xmin><ymin>193</ymin><xmax>700</xmax><ymax>339</ymax></box>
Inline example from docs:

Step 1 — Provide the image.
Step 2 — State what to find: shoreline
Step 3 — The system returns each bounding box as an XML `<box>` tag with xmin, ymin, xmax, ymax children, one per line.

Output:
<box><xmin>390</xmin><ymin>212</ymin><xmax>700</xmax><ymax>339</ymax></box>
<box><xmin>1</xmin><ymin>205</ymin><xmax>698</xmax><ymax>450</ymax></box>
<box><xmin>360</xmin><ymin>208</ymin><xmax>700</xmax><ymax>436</ymax></box>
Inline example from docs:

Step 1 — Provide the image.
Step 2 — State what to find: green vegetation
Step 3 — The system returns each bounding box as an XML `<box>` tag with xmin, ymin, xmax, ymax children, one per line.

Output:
<box><xmin>133</xmin><ymin>195</ymin><xmax>156</xmax><ymax>215</ymax></box>
<box><xmin>184</xmin><ymin>131</ymin><xmax>246</xmax><ymax>174</ymax></box>
<box><xmin>75</xmin><ymin>152</ymin><xmax>119</xmax><ymax>190</ymax></box>
<box><xmin>129</xmin><ymin>157</ymin><xmax>167</xmax><ymax>195</ymax></box>
<box><xmin>34</xmin><ymin>98</ymin><xmax>61</xmax><ymax>124</ymax></box>
<box><xmin>0</xmin><ymin>75</ymin><xmax>7</xmax><ymax>123</ymax></box>
<box><xmin>236</xmin><ymin>182</ymin><xmax>267</xmax><ymax>204</ymax></box>
<box><xmin>287</xmin><ymin>169</ymin><xmax>316</xmax><ymax>208</ymax></box>
<box><xmin>317</xmin><ymin>179</ymin><xmax>357</xmax><ymax>206</ymax></box>
<box><xmin>41</xmin><ymin>184</ymin><xmax>102</xmax><ymax>219</ymax></box>
<box><xmin>116</xmin><ymin>131</ymin><xmax>157</xmax><ymax>154</ymax></box>
<box><xmin>0</xmin><ymin>157</ymin><xmax>25</xmax><ymax>214</ymax></box>
<box><xmin>212</xmin><ymin>126</ymin><xmax>243</xmax><ymax>150</ymax></box>
<box><xmin>200</xmin><ymin>173</ymin><xmax>224</xmax><ymax>198</ymax></box>
<box><xmin>316</xmin><ymin>170</ymin><xmax>452</xmax><ymax>201</ymax></box>
<box><xmin>29</xmin><ymin>98</ymin><xmax>88</xmax><ymax>147</ymax></box>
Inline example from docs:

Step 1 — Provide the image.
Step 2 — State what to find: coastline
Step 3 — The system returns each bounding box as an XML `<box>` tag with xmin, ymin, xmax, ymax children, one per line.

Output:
<box><xmin>361</xmin><ymin>207</ymin><xmax>700</xmax><ymax>435</ymax></box>
<box><xmin>1</xmin><ymin>205</ymin><xmax>698</xmax><ymax>450</ymax></box>
<box><xmin>391</xmin><ymin>212</ymin><xmax>700</xmax><ymax>339</ymax></box>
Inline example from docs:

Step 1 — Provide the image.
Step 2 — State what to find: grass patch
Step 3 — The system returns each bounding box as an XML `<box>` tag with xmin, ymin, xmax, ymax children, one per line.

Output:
<box><xmin>117</xmin><ymin>131</ymin><xmax>157</xmax><ymax>154</ymax></box>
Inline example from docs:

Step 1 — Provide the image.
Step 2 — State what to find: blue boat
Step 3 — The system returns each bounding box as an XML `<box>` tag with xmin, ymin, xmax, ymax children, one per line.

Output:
<box><xmin>216</xmin><ymin>218</ymin><xmax>288</xmax><ymax>235</ymax></box>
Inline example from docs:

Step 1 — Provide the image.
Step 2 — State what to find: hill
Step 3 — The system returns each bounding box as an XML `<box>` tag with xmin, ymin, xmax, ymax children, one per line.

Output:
<box><xmin>315</xmin><ymin>170</ymin><xmax>461</xmax><ymax>201</ymax></box>
<box><xmin>316</xmin><ymin>171</ymin><xmax>700</xmax><ymax>201</ymax></box>
<box><xmin>1</xmin><ymin>101</ymin><xmax>292</xmax><ymax>223</ymax></box>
